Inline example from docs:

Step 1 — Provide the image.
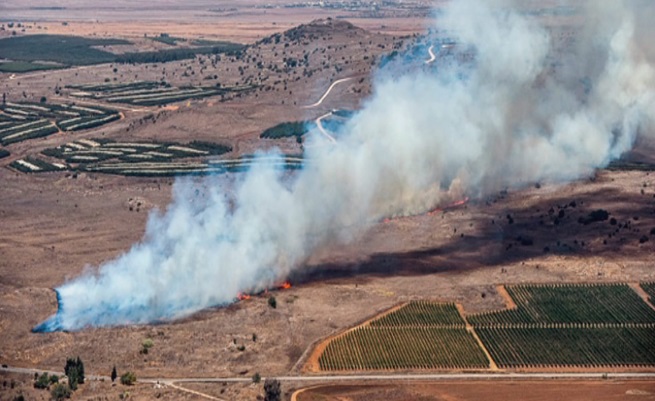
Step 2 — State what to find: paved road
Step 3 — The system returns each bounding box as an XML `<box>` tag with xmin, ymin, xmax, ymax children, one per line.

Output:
<box><xmin>143</xmin><ymin>372</ymin><xmax>655</xmax><ymax>384</ymax></box>
<box><xmin>301</xmin><ymin>77</ymin><xmax>353</xmax><ymax>109</ymax></box>
<box><xmin>6</xmin><ymin>364</ymin><xmax>654</xmax><ymax>384</ymax></box>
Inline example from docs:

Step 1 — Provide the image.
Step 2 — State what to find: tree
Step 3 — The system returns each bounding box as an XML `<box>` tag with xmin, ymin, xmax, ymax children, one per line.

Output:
<box><xmin>264</xmin><ymin>378</ymin><xmax>281</xmax><ymax>401</ymax></box>
<box><xmin>40</xmin><ymin>96</ymin><xmax>47</xmax><ymax>103</ymax></box>
<box><xmin>111</xmin><ymin>366</ymin><xmax>118</xmax><ymax>382</ymax></box>
<box><xmin>120</xmin><ymin>371</ymin><xmax>137</xmax><ymax>386</ymax></box>
<box><xmin>64</xmin><ymin>357</ymin><xmax>84</xmax><ymax>389</ymax></box>
<box><xmin>76</xmin><ymin>357</ymin><xmax>85</xmax><ymax>384</ymax></box>
<box><xmin>268</xmin><ymin>295</ymin><xmax>277</xmax><ymax>309</ymax></box>
<box><xmin>50</xmin><ymin>383</ymin><xmax>72</xmax><ymax>400</ymax></box>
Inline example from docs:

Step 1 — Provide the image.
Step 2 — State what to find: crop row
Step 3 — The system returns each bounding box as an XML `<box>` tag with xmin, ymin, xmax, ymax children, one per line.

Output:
<box><xmin>370</xmin><ymin>302</ymin><xmax>465</xmax><ymax>328</ymax></box>
<box><xmin>0</xmin><ymin>119</ymin><xmax>58</xmax><ymax>145</ymax></box>
<box><xmin>83</xmin><ymin>157</ymin><xmax>303</xmax><ymax>176</ymax></box>
<box><xmin>319</xmin><ymin>327</ymin><xmax>489</xmax><ymax>371</ymax></box>
<box><xmin>9</xmin><ymin>157</ymin><xmax>66</xmax><ymax>173</ymax></box>
<box><xmin>477</xmin><ymin>327</ymin><xmax>655</xmax><ymax>368</ymax></box>
<box><xmin>69</xmin><ymin>81</ymin><xmax>251</xmax><ymax>106</ymax></box>
<box><xmin>42</xmin><ymin>139</ymin><xmax>232</xmax><ymax>166</ymax></box>
<box><xmin>468</xmin><ymin>284</ymin><xmax>655</xmax><ymax>325</ymax></box>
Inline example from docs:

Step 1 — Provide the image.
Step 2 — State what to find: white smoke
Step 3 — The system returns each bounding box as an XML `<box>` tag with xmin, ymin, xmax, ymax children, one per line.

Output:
<box><xmin>36</xmin><ymin>0</ymin><xmax>655</xmax><ymax>331</ymax></box>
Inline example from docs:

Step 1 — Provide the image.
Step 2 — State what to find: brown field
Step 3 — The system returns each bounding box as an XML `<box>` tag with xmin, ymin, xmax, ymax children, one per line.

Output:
<box><xmin>295</xmin><ymin>381</ymin><xmax>655</xmax><ymax>401</ymax></box>
<box><xmin>1</xmin><ymin>1</ymin><xmax>654</xmax><ymax>400</ymax></box>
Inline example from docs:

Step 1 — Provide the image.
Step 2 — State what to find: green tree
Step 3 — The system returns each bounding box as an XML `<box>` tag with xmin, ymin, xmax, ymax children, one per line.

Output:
<box><xmin>111</xmin><ymin>366</ymin><xmax>118</xmax><ymax>382</ymax></box>
<box><xmin>76</xmin><ymin>357</ymin><xmax>84</xmax><ymax>384</ymax></box>
<box><xmin>268</xmin><ymin>296</ymin><xmax>277</xmax><ymax>309</ymax></box>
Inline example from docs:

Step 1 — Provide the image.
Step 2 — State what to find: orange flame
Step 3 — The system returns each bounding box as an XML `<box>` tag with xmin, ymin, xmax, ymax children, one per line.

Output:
<box><xmin>279</xmin><ymin>281</ymin><xmax>292</xmax><ymax>290</ymax></box>
<box><xmin>237</xmin><ymin>292</ymin><xmax>251</xmax><ymax>301</ymax></box>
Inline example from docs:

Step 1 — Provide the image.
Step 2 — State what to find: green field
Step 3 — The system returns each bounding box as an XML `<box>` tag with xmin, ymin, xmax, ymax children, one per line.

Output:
<box><xmin>468</xmin><ymin>284</ymin><xmax>655</xmax><ymax>325</ymax></box>
<box><xmin>68</xmin><ymin>81</ymin><xmax>253</xmax><ymax>106</ymax></box>
<box><xmin>320</xmin><ymin>327</ymin><xmax>489</xmax><ymax>371</ymax></box>
<box><xmin>0</xmin><ymin>35</ymin><xmax>128</xmax><ymax>65</ymax></box>
<box><xmin>478</xmin><ymin>327</ymin><xmax>655</xmax><ymax>368</ymax></box>
<box><xmin>370</xmin><ymin>302</ymin><xmax>465</xmax><ymax>327</ymax></box>
<box><xmin>319</xmin><ymin>301</ymin><xmax>489</xmax><ymax>371</ymax></box>
<box><xmin>316</xmin><ymin>284</ymin><xmax>655</xmax><ymax>371</ymax></box>
<box><xmin>260</xmin><ymin>121</ymin><xmax>315</xmax><ymax>139</ymax></box>
<box><xmin>0</xmin><ymin>61</ymin><xmax>65</xmax><ymax>73</ymax></box>
<box><xmin>0</xmin><ymin>35</ymin><xmax>244</xmax><ymax>69</ymax></box>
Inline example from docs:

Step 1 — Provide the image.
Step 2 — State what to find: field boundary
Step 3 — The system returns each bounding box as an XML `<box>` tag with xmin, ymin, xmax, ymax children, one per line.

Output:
<box><xmin>458</xmin><ymin>304</ymin><xmax>498</xmax><ymax>371</ymax></box>
<box><xmin>630</xmin><ymin>283</ymin><xmax>655</xmax><ymax>311</ymax></box>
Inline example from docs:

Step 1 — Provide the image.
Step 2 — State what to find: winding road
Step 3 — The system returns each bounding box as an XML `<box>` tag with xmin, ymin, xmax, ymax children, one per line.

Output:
<box><xmin>425</xmin><ymin>44</ymin><xmax>436</xmax><ymax>64</ymax></box>
<box><xmin>301</xmin><ymin>77</ymin><xmax>353</xmax><ymax>109</ymax></box>
<box><xmin>314</xmin><ymin>111</ymin><xmax>337</xmax><ymax>143</ymax></box>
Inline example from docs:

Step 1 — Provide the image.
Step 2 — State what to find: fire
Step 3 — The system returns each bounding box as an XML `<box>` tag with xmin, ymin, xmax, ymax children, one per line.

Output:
<box><xmin>235</xmin><ymin>281</ymin><xmax>292</xmax><ymax>302</ymax></box>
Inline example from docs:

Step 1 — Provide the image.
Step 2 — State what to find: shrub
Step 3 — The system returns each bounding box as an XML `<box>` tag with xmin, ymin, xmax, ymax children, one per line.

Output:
<box><xmin>141</xmin><ymin>338</ymin><xmax>154</xmax><ymax>354</ymax></box>
<box><xmin>268</xmin><ymin>296</ymin><xmax>277</xmax><ymax>309</ymax></box>
<box><xmin>120</xmin><ymin>371</ymin><xmax>137</xmax><ymax>386</ymax></box>
<box><xmin>578</xmin><ymin>209</ymin><xmax>609</xmax><ymax>225</ymax></box>
<box><xmin>252</xmin><ymin>372</ymin><xmax>261</xmax><ymax>383</ymax></box>
<box><xmin>34</xmin><ymin>372</ymin><xmax>50</xmax><ymax>389</ymax></box>
<box><xmin>50</xmin><ymin>383</ymin><xmax>72</xmax><ymax>400</ymax></box>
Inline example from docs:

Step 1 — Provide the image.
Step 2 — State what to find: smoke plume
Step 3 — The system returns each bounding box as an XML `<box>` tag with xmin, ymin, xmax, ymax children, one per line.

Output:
<box><xmin>36</xmin><ymin>0</ymin><xmax>655</xmax><ymax>331</ymax></box>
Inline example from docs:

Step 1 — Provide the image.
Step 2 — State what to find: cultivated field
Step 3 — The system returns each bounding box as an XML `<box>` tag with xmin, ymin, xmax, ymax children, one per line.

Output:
<box><xmin>10</xmin><ymin>138</ymin><xmax>304</xmax><ymax>176</ymax></box>
<box><xmin>0</xmin><ymin>101</ymin><xmax>119</xmax><ymax>145</ymax></box>
<box><xmin>318</xmin><ymin>302</ymin><xmax>489</xmax><ymax>371</ymax></box>
<box><xmin>311</xmin><ymin>284</ymin><xmax>655</xmax><ymax>372</ymax></box>
<box><xmin>68</xmin><ymin>80</ymin><xmax>254</xmax><ymax>106</ymax></box>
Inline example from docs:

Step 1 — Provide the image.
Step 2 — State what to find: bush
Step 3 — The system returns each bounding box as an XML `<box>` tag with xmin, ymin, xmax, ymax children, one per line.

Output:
<box><xmin>268</xmin><ymin>296</ymin><xmax>277</xmax><ymax>309</ymax></box>
<box><xmin>50</xmin><ymin>383</ymin><xmax>72</xmax><ymax>400</ymax></box>
<box><xmin>578</xmin><ymin>209</ymin><xmax>610</xmax><ymax>225</ymax></box>
<box><xmin>34</xmin><ymin>372</ymin><xmax>50</xmax><ymax>389</ymax></box>
<box><xmin>252</xmin><ymin>372</ymin><xmax>261</xmax><ymax>383</ymax></box>
<box><xmin>120</xmin><ymin>371</ymin><xmax>137</xmax><ymax>386</ymax></box>
<box><xmin>141</xmin><ymin>338</ymin><xmax>154</xmax><ymax>354</ymax></box>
